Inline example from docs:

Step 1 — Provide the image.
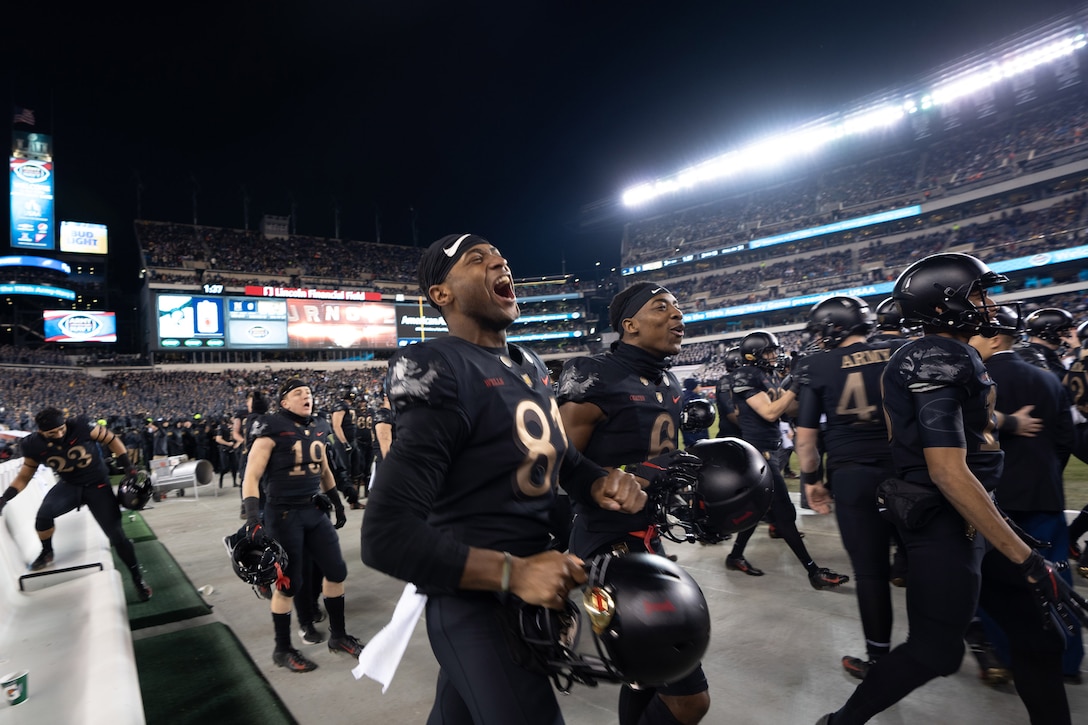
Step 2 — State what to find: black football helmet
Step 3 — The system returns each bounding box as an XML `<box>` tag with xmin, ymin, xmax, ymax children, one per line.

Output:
<box><xmin>806</xmin><ymin>296</ymin><xmax>875</xmax><ymax>349</ymax></box>
<box><xmin>504</xmin><ymin>553</ymin><xmax>711</xmax><ymax>691</ymax></box>
<box><xmin>1024</xmin><ymin>308</ymin><xmax>1074</xmax><ymax>346</ymax></box>
<box><xmin>582</xmin><ymin>553</ymin><xmax>710</xmax><ymax>688</ymax></box>
<box><xmin>680</xmin><ymin>398</ymin><xmax>716</xmax><ymax>432</ymax></box>
<box><xmin>1077</xmin><ymin>319</ymin><xmax>1088</xmax><ymax>348</ymax></box>
<box><xmin>739</xmin><ymin>331</ymin><xmax>780</xmax><ymax>370</ymax></box>
<box><xmin>231</xmin><ymin>538</ymin><xmax>289</xmax><ymax>599</ymax></box>
<box><xmin>893</xmin><ymin>253</ymin><xmax>1015</xmax><ymax>337</ymax></box>
<box><xmin>723</xmin><ymin>346</ymin><xmax>744</xmax><ymax>371</ymax></box>
<box><xmin>993</xmin><ymin>306</ymin><xmax>1024</xmax><ymax>335</ymax></box>
<box><xmin>688</xmin><ymin>437</ymin><xmax>773</xmax><ymax>538</ymax></box>
<box><xmin>874</xmin><ymin>297</ymin><xmax>903</xmax><ymax>332</ymax></box>
<box><xmin>116</xmin><ymin>470</ymin><xmax>152</xmax><ymax>510</ymax></box>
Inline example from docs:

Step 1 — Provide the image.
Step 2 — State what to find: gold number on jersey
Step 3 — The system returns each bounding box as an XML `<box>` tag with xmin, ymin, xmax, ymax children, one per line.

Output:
<box><xmin>1067</xmin><ymin>370</ymin><xmax>1088</xmax><ymax>415</ymax></box>
<box><xmin>514</xmin><ymin>399</ymin><xmax>564</xmax><ymax>497</ymax></box>
<box><xmin>836</xmin><ymin>372</ymin><xmax>877</xmax><ymax>422</ymax></box>
<box><xmin>44</xmin><ymin>445</ymin><xmax>93</xmax><ymax>474</ymax></box>
<box><xmin>289</xmin><ymin>440</ymin><xmax>325</xmax><ymax>476</ymax></box>
<box><xmin>648</xmin><ymin>412</ymin><xmax>676</xmax><ymax>458</ymax></box>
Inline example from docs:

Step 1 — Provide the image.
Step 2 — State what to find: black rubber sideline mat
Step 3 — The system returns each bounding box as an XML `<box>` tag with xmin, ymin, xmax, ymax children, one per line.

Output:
<box><xmin>134</xmin><ymin>622</ymin><xmax>297</xmax><ymax>725</ymax></box>
<box><xmin>114</xmin><ymin>540</ymin><xmax>211</xmax><ymax>629</ymax></box>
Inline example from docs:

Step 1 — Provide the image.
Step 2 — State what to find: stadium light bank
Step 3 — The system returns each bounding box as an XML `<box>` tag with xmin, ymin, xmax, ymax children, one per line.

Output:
<box><xmin>621</xmin><ymin>30</ymin><xmax>1088</xmax><ymax>208</ymax></box>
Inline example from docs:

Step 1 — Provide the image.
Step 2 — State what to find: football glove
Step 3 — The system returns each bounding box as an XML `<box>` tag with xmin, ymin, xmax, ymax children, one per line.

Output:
<box><xmin>1020</xmin><ymin>552</ymin><xmax>1088</xmax><ymax>635</ymax></box>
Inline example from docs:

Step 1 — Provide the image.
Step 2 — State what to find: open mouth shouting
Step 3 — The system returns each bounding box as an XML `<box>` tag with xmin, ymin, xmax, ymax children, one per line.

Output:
<box><xmin>493</xmin><ymin>274</ymin><xmax>517</xmax><ymax>303</ymax></box>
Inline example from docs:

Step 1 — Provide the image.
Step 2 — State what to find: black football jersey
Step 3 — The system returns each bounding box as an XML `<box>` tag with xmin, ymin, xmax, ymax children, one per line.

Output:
<box><xmin>21</xmin><ymin>417</ymin><xmax>108</xmax><ymax>486</ymax></box>
<box><xmin>385</xmin><ymin>336</ymin><xmax>567</xmax><ymax>555</ymax></box>
<box><xmin>731</xmin><ymin>365</ymin><xmax>784</xmax><ymax>451</ymax></box>
<box><xmin>253</xmin><ymin>410</ymin><xmax>331</xmax><ymax>501</ymax></box>
<box><xmin>869</xmin><ymin>333</ymin><xmax>910</xmax><ymax>349</ymax></box>
<box><xmin>557</xmin><ymin>350</ymin><xmax>681</xmax><ymax>541</ymax></box>
<box><xmin>714</xmin><ymin>373</ymin><xmax>743</xmax><ymax>438</ymax></box>
<box><xmin>882</xmin><ymin>336</ymin><xmax>1003</xmax><ymax>490</ymax></box>
<box><xmin>796</xmin><ymin>342</ymin><xmax>894</xmax><ymax>468</ymax></box>
<box><xmin>333</xmin><ymin>401</ymin><xmax>357</xmax><ymax>442</ymax></box>
<box><xmin>1064</xmin><ymin>351</ymin><xmax>1088</xmax><ymax>417</ymax></box>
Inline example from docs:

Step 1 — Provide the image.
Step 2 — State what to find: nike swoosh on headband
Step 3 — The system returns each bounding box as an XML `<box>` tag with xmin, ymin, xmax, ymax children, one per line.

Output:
<box><xmin>651</xmin><ymin>287</ymin><xmax>664</xmax><ymax>294</ymax></box>
<box><xmin>443</xmin><ymin>233</ymin><xmax>473</xmax><ymax>258</ymax></box>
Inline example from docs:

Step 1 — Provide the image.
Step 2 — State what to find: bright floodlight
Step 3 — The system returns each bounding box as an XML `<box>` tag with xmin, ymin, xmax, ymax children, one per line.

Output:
<box><xmin>622</xmin><ymin>28</ymin><xmax>1087</xmax><ymax>208</ymax></box>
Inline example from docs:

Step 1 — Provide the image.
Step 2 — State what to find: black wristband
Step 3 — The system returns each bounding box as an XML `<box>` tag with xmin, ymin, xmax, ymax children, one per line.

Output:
<box><xmin>800</xmin><ymin>470</ymin><xmax>821</xmax><ymax>486</ymax></box>
<box><xmin>1</xmin><ymin>486</ymin><xmax>17</xmax><ymax>502</ymax></box>
<box><xmin>999</xmin><ymin>413</ymin><xmax>1019</xmax><ymax>434</ymax></box>
<box><xmin>242</xmin><ymin>496</ymin><xmax>261</xmax><ymax>524</ymax></box>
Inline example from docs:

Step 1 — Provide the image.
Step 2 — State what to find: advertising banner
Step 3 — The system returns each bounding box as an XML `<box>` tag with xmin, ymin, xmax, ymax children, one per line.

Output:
<box><xmin>10</xmin><ymin>157</ymin><xmax>54</xmax><ymax>250</ymax></box>
<box><xmin>43</xmin><ymin>310</ymin><xmax>116</xmax><ymax>342</ymax></box>
<box><xmin>394</xmin><ymin>302</ymin><xmax>449</xmax><ymax>346</ymax></box>
<box><xmin>59</xmin><ymin>221</ymin><xmax>108</xmax><ymax>255</ymax></box>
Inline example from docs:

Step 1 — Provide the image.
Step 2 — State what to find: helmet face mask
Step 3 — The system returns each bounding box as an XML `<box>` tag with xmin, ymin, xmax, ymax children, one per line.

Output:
<box><xmin>680</xmin><ymin>398</ymin><xmax>716</xmax><ymax>432</ymax></box>
<box><xmin>893</xmin><ymin>253</ymin><xmax>1016</xmax><ymax>338</ymax></box>
<box><xmin>116</xmin><ymin>471</ymin><xmax>152</xmax><ymax>510</ymax></box>
<box><xmin>231</xmin><ymin>538</ymin><xmax>289</xmax><ymax>599</ymax></box>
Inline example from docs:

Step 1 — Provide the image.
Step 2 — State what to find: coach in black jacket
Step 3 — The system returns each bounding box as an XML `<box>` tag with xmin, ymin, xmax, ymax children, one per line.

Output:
<box><xmin>971</xmin><ymin>320</ymin><xmax>1082</xmax><ymax>679</ymax></box>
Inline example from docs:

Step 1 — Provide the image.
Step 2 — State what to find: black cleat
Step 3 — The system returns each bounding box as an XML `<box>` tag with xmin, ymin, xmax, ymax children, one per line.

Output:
<box><xmin>725</xmin><ymin>555</ymin><xmax>765</xmax><ymax>576</ymax></box>
<box><xmin>29</xmin><ymin>550</ymin><xmax>54</xmax><ymax>571</ymax></box>
<box><xmin>273</xmin><ymin>648</ymin><xmax>318</xmax><ymax>672</ymax></box>
<box><xmin>328</xmin><ymin>634</ymin><xmax>365</xmax><ymax>657</ymax></box>
<box><xmin>841</xmin><ymin>655</ymin><xmax>873</xmax><ymax>680</ymax></box>
<box><xmin>968</xmin><ymin>641</ymin><xmax>1011</xmax><ymax>686</ymax></box>
<box><xmin>298</xmin><ymin>623</ymin><xmax>325</xmax><ymax>645</ymax></box>
<box><xmin>809</xmin><ymin>567</ymin><xmax>849</xmax><ymax>590</ymax></box>
<box><xmin>312</xmin><ymin>604</ymin><xmax>326</xmax><ymax>623</ymax></box>
<box><xmin>134</xmin><ymin>577</ymin><xmax>153</xmax><ymax>602</ymax></box>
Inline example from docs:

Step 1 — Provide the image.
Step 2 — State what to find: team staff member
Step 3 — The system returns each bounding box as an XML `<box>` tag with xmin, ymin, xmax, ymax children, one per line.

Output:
<box><xmin>0</xmin><ymin>408</ymin><xmax>151</xmax><ymax>601</ymax></box>
<box><xmin>969</xmin><ymin>308</ymin><xmax>1082</xmax><ymax>681</ymax></box>
<box><xmin>821</xmin><ymin>253</ymin><xmax>1082</xmax><ymax>725</ymax></box>
<box><xmin>796</xmin><ymin>296</ymin><xmax>896</xmax><ymax>679</ymax></box>
<box><xmin>558</xmin><ymin>282</ymin><xmax>710</xmax><ymax>725</ymax></box>
<box><xmin>726</xmin><ymin>330</ymin><xmax>849</xmax><ymax>589</ymax></box>
<box><xmin>361</xmin><ymin>234</ymin><xmax>645</xmax><ymax>725</ymax></box>
<box><xmin>242</xmin><ymin>379</ymin><xmax>365</xmax><ymax>673</ymax></box>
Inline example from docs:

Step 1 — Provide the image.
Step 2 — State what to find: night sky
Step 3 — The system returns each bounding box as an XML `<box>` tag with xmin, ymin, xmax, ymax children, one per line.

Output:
<box><xmin>5</xmin><ymin>0</ymin><xmax>1083</xmax><ymax>287</ymax></box>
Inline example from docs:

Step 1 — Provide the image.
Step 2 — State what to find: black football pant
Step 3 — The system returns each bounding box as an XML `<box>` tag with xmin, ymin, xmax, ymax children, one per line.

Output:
<box><xmin>831</xmin><ymin>504</ymin><xmax>1068</xmax><ymax>725</ymax></box>
<box><xmin>35</xmin><ymin>479</ymin><xmax>139</xmax><ymax>571</ymax></box>
<box><xmin>264</xmin><ymin>504</ymin><xmax>347</xmax><ymax>597</ymax></box>
<box><xmin>731</xmin><ymin>456</ymin><xmax>814</xmax><ymax>567</ymax></box>
<box><xmin>425</xmin><ymin>593</ymin><xmax>563</xmax><ymax>725</ymax></box>
<box><xmin>832</xmin><ymin>464</ymin><xmax>896</xmax><ymax>660</ymax></box>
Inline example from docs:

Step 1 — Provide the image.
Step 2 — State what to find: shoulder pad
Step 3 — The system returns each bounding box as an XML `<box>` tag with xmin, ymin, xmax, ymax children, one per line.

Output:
<box><xmin>556</xmin><ymin>355</ymin><xmax>606</xmax><ymax>404</ymax></box>
<box><xmin>386</xmin><ymin>343</ymin><xmax>459</xmax><ymax>413</ymax></box>
<box><xmin>897</xmin><ymin>340</ymin><xmax>973</xmax><ymax>392</ymax></box>
<box><xmin>373</xmin><ymin>408</ymin><xmax>395</xmax><ymax>426</ymax></box>
<box><xmin>731</xmin><ymin>367</ymin><xmax>763</xmax><ymax>394</ymax></box>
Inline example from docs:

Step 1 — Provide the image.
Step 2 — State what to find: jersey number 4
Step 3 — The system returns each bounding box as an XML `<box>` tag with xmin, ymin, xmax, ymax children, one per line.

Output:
<box><xmin>836</xmin><ymin>372</ymin><xmax>878</xmax><ymax>422</ymax></box>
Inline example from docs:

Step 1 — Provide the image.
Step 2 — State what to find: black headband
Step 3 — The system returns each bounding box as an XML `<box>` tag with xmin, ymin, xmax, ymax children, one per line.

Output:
<box><xmin>418</xmin><ymin>233</ymin><xmax>491</xmax><ymax>309</ymax></box>
<box><xmin>609</xmin><ymin>282</ymin><xmax>673</xmax><ymax>334</ymax></box>
<box><xmin>35</xmin><ymin>408</ymin><xmax>66</xmax><ymax>431</ymax></box>
<box><xmin>278</xmin><ymin>378</ymin><xmax>309</xmax><ymax>401</ymax></box>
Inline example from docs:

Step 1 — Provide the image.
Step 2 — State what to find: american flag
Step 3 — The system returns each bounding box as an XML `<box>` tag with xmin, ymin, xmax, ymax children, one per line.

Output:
<box><xmin>13</xmin><ymin>107</ymin><xmax>35</xmax><ymax>126</ymax></box>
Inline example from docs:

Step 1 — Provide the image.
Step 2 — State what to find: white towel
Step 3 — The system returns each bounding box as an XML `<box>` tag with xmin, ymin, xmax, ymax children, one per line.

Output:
<box><xmin>352</xmin><ymin>583</ymin><xmax>428</xmax><ymax>693</ymax></box>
